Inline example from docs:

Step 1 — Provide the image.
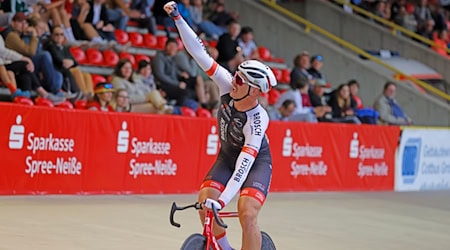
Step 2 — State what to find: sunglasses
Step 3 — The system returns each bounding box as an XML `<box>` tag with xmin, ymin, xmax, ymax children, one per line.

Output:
<box><xmin>53</xmin><ymin>33</ymin><xmax>64</xmax><ymax>36</ymax></box>
<box><xmin>234</xmin><ymin>71</ymin><xmax>259</xmax><ymax>89</ymax></box>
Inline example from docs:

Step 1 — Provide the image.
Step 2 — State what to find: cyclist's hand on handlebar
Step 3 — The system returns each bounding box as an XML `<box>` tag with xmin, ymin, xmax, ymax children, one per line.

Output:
<box><xmin>204</xmin><ymin>198</ymin><xmax>224</xmax><ymax>210</ymax></box>
<box><xmin>164</xmin><ymin>1</ymin><xmax>179</xmax><ymax>18</ymax></box>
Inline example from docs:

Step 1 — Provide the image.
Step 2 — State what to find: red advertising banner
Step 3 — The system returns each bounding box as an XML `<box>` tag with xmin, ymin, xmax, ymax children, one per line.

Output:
<box><xmin>0</xmin><ymin>103</ymin><xmax>400</xmax><ymax>194</ymax></box>
<box><xmin>267</xmin><ymin>122</ymin><xmax>399</xmax><ymax>192</ymax></box>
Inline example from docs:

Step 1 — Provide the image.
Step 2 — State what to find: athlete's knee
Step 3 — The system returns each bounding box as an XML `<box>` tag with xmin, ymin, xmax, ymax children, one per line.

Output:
<box><xmin>238</xmin><ymin>198</ymin><xmax>261</xmax><ymax>230</ymax></box>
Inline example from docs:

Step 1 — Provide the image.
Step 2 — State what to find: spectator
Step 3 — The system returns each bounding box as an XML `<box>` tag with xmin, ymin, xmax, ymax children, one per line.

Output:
<box><xmin>3</xmin><ymin>13</ymin><xmax>64</xmax><ymax>96</ymax></box>
<box><xmin>347</xmin><ymin>79</ymin><xmax>364</xmax><ymax>109</ymax></box>
<box><xmin>71</xmin><ymin>0</ymin><xmax>104</xmax><ymax>43</ymax></box>
<box><xmin>327</xmin><ymin>83</ymin><xmax>361</xmax><ymax>124</ymax></box>
<box><xmin>307</xmin><ymin>54</ymin><xmax>326</xmax><ymax>81</ymax></box>
<box><xmin>309</xmin><ymin>78</ymin><xmax>333</xmax><ymax>121</ymax></box>
<box><xmin>432</xmin><ymin>29</ymin><xmax>449</xmax><ymax>56</ymax></box>
<box><xmin>174</xmin><ymin>49</ymin><xmax>208</xmax><ymax>106</ymax></box>
<box><xmin>394</xmin><ymin>3</ymin><xmax>418</xmax><ymax>32</ymax></box>
<box><xmin>414</xmin><ymin>0</ymin><xmax>433</xmax><ymax>30</ymax></box>
<box><xmin>87</xmin><ymin>82</ymin><xmax>115</xmax><ymax>111</ymax></box>
<box><xmin>112</xmin><ymin>88</ymin><xmax>131</xmax><ymax>112</ymax></box>
<box><xmin>152</xmin><ymin>38</ymin><xmax>197</xmax><ymax>110</ymax></box>
<box><xmin>274</xmin><ymin>75</ymin><xmax>317</xmax><ymax>122</ymax></box>
<box><xmin>111</xmin><ymin>59</ymin><xmax>173</xmax><ymax>114</ymax></box>
<box><xmin>208</xmin><ymin>2</ymin><xmax>236</xmax><ymax>33</ymax></box>
<box><xmin>153</xmin><ymin>0</ymin><xmax>175</xmax><ymax>37</ymax></box>
<box><xmin>373</xmin><ymin>81</ymin><xmax>412</xmax><ymax>125</ymax></box>
<box><xmin>290</xmin><ymin>51</ymin><xmax>313</xmax><ymax>88</ymax></box>
<box><xmin>237</xmin><ymin>26</ymin><xmax>259</xmax><ymax>60</ymax></box>
<box><xmin>188</xmin><ymin>0</ymin><xmax>224</xmax><ymax>40</ymax></box>
<box><xmin>216</xmin><ymin>20</ymin><xmax>243</xmax><ymax>72</ymax></box>
<box><xmin>418</xmin><ymin>18</ymin><xmax>435</xmax><ymax>41</ymax></box>
<box><xmin>268</xmin><ymin>99</ymin><xmax>296</xmax><ymax>121</ymax></box>
<box><xmin>85</xmin><ymin>0</ymin><xmax>116</xmax><ymax>41</ymax></box>
<box><xmin>128</xmin><ymin>0</ymin><xmax>157</xmax><ymax>35</ymax></box>
<box><xmin>45</xmin><ymin>27</ymin><xmax>88</xmax><ymax>100</ymax></box>
<box><xmin>105</xmin><ymin>0</ymin><xmax>130</xmax><ymax>31</ymax></box>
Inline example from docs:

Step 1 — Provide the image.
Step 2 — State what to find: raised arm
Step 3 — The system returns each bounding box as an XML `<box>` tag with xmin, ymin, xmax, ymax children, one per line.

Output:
<box><xmin>164</xmin><ymin>2</ymin><xmax>232</xmax><ymax>96</ymax></box>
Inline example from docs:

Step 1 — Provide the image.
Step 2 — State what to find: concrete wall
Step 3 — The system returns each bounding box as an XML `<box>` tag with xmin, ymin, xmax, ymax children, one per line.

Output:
<box><xmin>226</xmin><ymin>0</ymin><xmax>449</xmax><ymax>126</ymax></box>
<box><xmin>302</xmin><ymin>0</ymin><xmax>450</xmax><ymax>88</ymax></box>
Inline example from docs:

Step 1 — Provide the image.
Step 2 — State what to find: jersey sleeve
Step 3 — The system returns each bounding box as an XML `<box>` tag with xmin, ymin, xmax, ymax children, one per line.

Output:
<box><xmin>218</xmin><ymin>109</ymin><xmax>270</xmax><ymax>206</ymax></box>
<box><xmin>173</xmin><ymin>15</ymin><xmax>232</xmax><ymax>96</ymax></box>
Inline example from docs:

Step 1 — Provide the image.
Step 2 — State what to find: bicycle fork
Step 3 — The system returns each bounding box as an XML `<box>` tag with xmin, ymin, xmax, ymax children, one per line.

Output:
<box><xmin>203</xmin><ymin>210</ymin><xmax>221</xmax><ymax>250</ymax></box>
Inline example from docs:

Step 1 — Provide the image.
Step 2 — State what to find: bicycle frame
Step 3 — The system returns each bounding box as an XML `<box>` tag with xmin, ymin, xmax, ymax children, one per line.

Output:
<box><xmin>170</xmin><ymin>202</ymin><xmax>238</xmax><ymax>250</ymax></box>
<box><xmin>203</xmin><ymin>209</ymin><xmax>239</xmax><ymax>249</ymax></box>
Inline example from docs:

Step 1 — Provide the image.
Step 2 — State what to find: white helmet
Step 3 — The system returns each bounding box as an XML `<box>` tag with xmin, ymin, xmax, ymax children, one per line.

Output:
<box><xmin>237</xmin><ymin>60</ymin><xmax>277</xmax><ymax>93</ymax></box>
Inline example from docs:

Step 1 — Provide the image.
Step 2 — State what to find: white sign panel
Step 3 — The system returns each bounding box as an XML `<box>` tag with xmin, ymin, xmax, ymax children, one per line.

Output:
<box><xmin>396</xmin><ymin>128</ymin><xmax>450</xmax><ymax>191</ymax></box>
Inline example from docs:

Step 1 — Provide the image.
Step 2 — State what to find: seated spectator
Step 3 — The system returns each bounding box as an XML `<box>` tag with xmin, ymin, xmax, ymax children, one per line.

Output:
<box><xmin>327</xmin><ymin>84</ymin><xmax>361</xmax><ymax>124</ymax></box>
<box><xmin>174</xmin><ymin>49</ymin><xmax>209</xmax><ymax>106</ymax></box>
<box><xmin>307</xmin><ymin>55</ymin><xmax>326</xmax><ymax>81</ymax></box>
<box><xmin>128</xmin><ymin>0</ymin><xmax>157</xmax><ymax>35</ymax></box>
<box><xmin>309</xmin><ymin>79</ymin><xmax>333</xmax><ymax>122</ymax></box>
<box><xmin>393</xmin><ymin>3</ymin><xmax>418</xmax><ymax>32</ymax></box>
<box><xmin>111</xmin><ymin>59</ymin><xmax>173</xmax><ymax>114</ymax></box>
<box><xmin>290</xmin><ymin>51</ymin><xmax>313</xmax><ymax>88</ymax></box>
<box><xmin>208</xmin><ymin>2</ymin><xmax>237</xmax><ymax>34</ymax></box>
<box><xmin>216</xmin><ymin>20</ymin><xmax>243</xmax><ymax>72</ymax></box>
<box><xmin>274</xmin><ymin>75</ymin><xmax>317</xmax><ymax>123</ymax></box>
<box><xmin>152</xmin><ymin>38</ymin><xmax>198</xmax><ymax>110</ymax></box>
<box><xmin>112</xmin><ymin>88</ymin><xmax>131</xmax><ymax>112</ymax></box>
<box><xmin>3</xmin><ymin>13</ymin><xmax>64</xmax><ymax>96</ymax></box>
<box><xmin>268</xmin><ymin>99</ymin><xmax>296</xmax><ymax>121</ymax></box>
<box><xmin>237</xmin><ymin>26</ymin><xmax>259</xmax><ymax>60</ymax></box>
<box><xmin>347</xmin><ymin>79</ymin><xmax>364</xmax><ymax>109</ymax></box>
<box><xmin>71</xmin><ymin>0</ymin><xmax>104</xmax><ymax>43</ymax></box>
<box><xmin>85</xmin><ymin>0</ymin><xmax>116</xmax><ymax>41</ymax></box>
<box><xmin>153</xmin><ymin>0</ymin><xmax>176</xmax><ymax>37</ymax></box>
<box><xmin>45</xmin><ymin>27</ymin><xmax>87</xmax><ymax>100</ymax></box>
<box><xmin>188</xmin><ymin>0</ymin><xmax>224</xmax><ymax>40</ymax></box>
<box><xmin>105</xmin><ymin>0</ymin><xmax>130</xmax><ymax>32</ymax></box>
<box><xmin>373</xmin><ymin>81</ymin><xmax>412</xmax><ymax>125</ymax></box>
<box><xmin>87</xmin><ymin>82</ymin><xmax>115</xmax><ymax>111</ymax></box>
<box><xmin>418</xmin><ymin>18</ymin><xmax>435</xmax><ymax>41</ymax></box>
<box><xmin>432</xmin><ymin>29</ymin><xmax>449</xmax><ymax>56</ymax></box>
<box><xmin>1</xmin><ymin>32</ymin><xmax>64</xmax><ymax>103</ymax></box>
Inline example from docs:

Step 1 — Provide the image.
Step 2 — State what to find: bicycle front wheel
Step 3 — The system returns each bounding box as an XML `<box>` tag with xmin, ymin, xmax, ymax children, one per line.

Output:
<box><xmin>180</xmin><ymin>233</ymin><xmax>207</xmax><ymax>250</ymax></box>
<box><xmin>261</xmin><ymin>231</ymin><xmax>276</xmax><ymax>250</ymax></box>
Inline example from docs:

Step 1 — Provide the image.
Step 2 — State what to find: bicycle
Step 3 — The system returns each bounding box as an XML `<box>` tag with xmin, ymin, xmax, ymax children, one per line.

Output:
<box><xmin>170</xmin><ymin>201</ymin><xmax>277</xmax><ymax>250</ymax></box>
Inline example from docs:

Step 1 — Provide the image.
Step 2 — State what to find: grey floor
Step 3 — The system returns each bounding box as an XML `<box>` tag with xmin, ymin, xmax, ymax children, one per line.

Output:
<box><xmin>0</xmin><ymin>192</ymin><xmax>449</xmax><ymax>250</ymax></box>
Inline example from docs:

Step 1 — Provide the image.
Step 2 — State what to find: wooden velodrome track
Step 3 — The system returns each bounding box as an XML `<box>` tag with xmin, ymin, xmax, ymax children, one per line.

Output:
<box><xmin>0</xmin><ymin>192</ymin><xmax>449</xmax><ymax>250</ymax></box>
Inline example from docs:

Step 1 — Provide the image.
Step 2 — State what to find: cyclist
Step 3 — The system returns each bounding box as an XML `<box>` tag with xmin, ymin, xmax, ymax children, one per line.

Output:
<box><xmin>164</xmin><ymin>2</ymin><xmax>277</xmax><ymax>250</ymax></box>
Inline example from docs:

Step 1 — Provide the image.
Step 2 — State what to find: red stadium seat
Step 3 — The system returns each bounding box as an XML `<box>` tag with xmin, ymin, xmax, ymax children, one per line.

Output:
<box><xmin>56</xmin><ymin>101</ymin><xmax>74</xmax><ymax>109</ymax></box>
<box><xmin>180</xmin><ymin>107</ymin><xmax>196</xmax><ymax>117</ymax></box>
<box><xmin>208</xmin><ymin>40</ymin><xmax>217</xmax><ymax>48</ymax></box>
<box><xmin>128</xmin><ymin>32</ymin><xmax>144</xmax><ymax>47</ymax></box>
<box><xmin>69</xmin><ymin>47</ymin><xmax>87</xmax><ymax>64</ymax></box>
<box><xmin>103</xmin><ymin>49</ymin><xmax>119</xmax><ymax>67</ymax></box>
<box><xmin>281</xmin><ymin>68</ymin><xmax>291</xmax><ymax>84</ymax></box>
<box><xmin>114</xmin><ymin>29</ymin><xmax>129</xmax><ymax>45</ymax></box>
<box><xmin>268</xmin><ymin>89</ymin><xmax>281</xmax><ymax>106</ymax></box>
<box><xmin>91</xmin><ymin>74</ymin><xmax>107</xmax><ymax>85</ymax></box>
<box><xmin>119</xmin><ymin>51</ymin><xmax>136</xmax><ymax>66</ymax></box>
<box><xmin>271</xmin><ymin>68</ymin><xmax>282</xmax><ymax>82</ymax></box>
<box><xmin>34</xmin><ymin>97</ymin><xmax>54</xmax><ymax>107</ymax></box>
<box><xmin>156</xmin><ymin>36</ymin><xmax>168</xmax><ymax>49</ymax></box>
<box><xmin>143</xmin><ymin>33</ymin><xmax>158</xmax><ymax>49</ymax></box>
<box><xmin>196</xmin><ymin>108</ymin><xmax>212</xmax><ymax>118</ymax></box>
<box><xmin>13</xmin><ymin>96</ymin><xmax>34</xmax><ymax>106</ymax></box>
<box><xmin>86</xmin><ymin>48</ymin><xmax>104</xmax><ymax>66</ymax></box>
<box><xmin>74</xmin><ymin>99</ymin><xmax>87</xmax><ymax>109</ymax></box>
<box><xmin>258</xmin><ymin>46</ymin><xmax>271</xmax><ymax>61</ymax></box>
<box><xmin>134</xmin><ymin>54</ymin><xmax>151</xmax><ymax>69</ymax></box>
